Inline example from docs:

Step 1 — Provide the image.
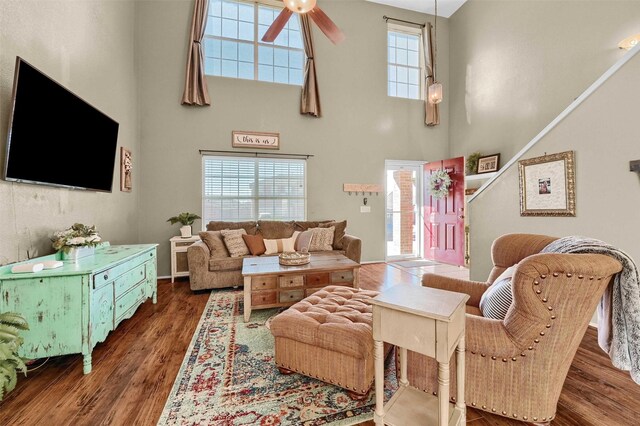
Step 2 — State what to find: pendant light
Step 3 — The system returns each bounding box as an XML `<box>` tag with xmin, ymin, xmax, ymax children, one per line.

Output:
<box><xmin>428</xmin><ymin>0</ymin><xmax>443</xmax><ymax>104</ymax></box>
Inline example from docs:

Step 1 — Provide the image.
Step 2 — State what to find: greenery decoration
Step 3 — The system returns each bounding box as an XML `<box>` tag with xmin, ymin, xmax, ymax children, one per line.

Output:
<box><xmin>466</xmin><ymin>152</ymin><xmax>482</xmax><ymax>175</ymax></box>
<box><xmin>0</xmin><ymin>312</ymin><xmax>29</xmax><ymax>401</ymax></box>
<box><xmin>51</xmin><ymin>223</ymin><xmax>102</xmax><ymax>253</ymax></box>
<box><xmin>167</xmin><ymin>212</ymin><xmax>201</xmax><ymax>226</ymax></box>
<box><xmin>428</xmin><ymin>169</ymin><xmax>453</xmax><ymax>199</ymax></box>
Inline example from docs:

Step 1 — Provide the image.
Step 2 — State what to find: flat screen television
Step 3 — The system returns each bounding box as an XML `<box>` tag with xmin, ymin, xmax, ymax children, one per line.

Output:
<box><xmin>3</xmin><ymin>57</ymin><xmax>119</xmax><ymax>192</ymax></box>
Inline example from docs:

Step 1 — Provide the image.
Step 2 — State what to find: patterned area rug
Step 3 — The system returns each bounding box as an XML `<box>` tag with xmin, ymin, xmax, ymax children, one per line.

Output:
<box><xmin>158</xmin><ymin>289</ymin><xmax>397</xmax><ymax>426</ymax></box>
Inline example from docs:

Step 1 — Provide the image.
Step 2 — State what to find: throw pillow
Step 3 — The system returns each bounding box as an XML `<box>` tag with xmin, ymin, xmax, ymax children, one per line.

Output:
<box><xmin>308</xmin><ymin>226</ymin><xmax>335</xmax><ymax>252</ymax></box>
<box><xmin>319</xmin><ymin>220</ymin><xmax>347</xmax><ymax>249</ymax></box>
<box><xmin>479</xmin><ymin>277</ymin><xmax>513</xmax><ymax>320</ymax></box>
<box><xmin>242</xmin><ymin>233</ymin><xmax>266</xmax><ymax>256</ymax></box>
<box><xmin>199</xmin><ymin>231</ymin><xmax>230</xmax><ymax>257</ymax></box>
<box><xmin>220</xmin><ymin>229</ymin><xmax>250</xmax><ymax>258</ymax></box>
<box><xmin>264</xmin><ymin>231</ymin><xmax>300</xmax><ymax>255</ymax></box>
<box><xmin>295</xmin><ymin>229</ymin><xmax>314</xmax><ymax>252</ymax></box>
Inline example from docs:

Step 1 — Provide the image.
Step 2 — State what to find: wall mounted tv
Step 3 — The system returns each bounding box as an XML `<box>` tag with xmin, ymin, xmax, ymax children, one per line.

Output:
<box><xmin>3</xmin><ymin>57</ymin><xmax>119</xmax><ymax>192</ymax></box>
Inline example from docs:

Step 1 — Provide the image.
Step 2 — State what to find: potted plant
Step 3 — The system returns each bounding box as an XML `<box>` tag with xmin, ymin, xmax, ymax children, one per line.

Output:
<box><xmin>0</xmin><ymin>312</ymin><xmax>29</xmax><ymax>401</ymax></box>
<box><xmin>51</xmin><ymin>223</ymin><xmax>102</xmax><ymax>262</ymax></box>
<box><xmin>167</xmin><ymin>213</ymin><xmax>201</xmax><ymax>238</ymax></box>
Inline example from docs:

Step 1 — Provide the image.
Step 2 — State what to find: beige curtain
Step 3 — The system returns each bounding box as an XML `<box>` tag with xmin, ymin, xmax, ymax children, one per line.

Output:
<box><xmin>300</xmin><ymin>15</ymin><xmax>321</xmax><ymax>117</ymax></box>
<box><xmin>181</xmin><ymin>0</ymin><xmax>211</xmax><ymax>106</ymax></box>
<box><xmin>423</xmin><ymin>23</ymin><xmax>440</xmax><ymax>126</ymax></box>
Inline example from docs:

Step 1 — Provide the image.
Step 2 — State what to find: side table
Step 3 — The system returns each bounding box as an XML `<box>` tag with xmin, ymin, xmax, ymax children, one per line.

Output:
<box><xmin>370</xmin><ymin>285</ymin><xmax>469</xmax><ymax>426</ymax></box>
<box><xmin>170</xmin><ymin>235</ymin><xmax>200</xmax><ymax>283</ymax></box>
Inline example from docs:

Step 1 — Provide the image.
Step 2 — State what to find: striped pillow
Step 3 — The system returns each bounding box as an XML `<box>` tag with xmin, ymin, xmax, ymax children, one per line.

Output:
<box><xmin>264</xmin><ymin>231</ymin><xmax>300</xmax><ymax>255</ymax></box>
<box><xmin>479</xmin><ymin>277</ymin><xmax>513</xmax><ymax>320</ymax></box>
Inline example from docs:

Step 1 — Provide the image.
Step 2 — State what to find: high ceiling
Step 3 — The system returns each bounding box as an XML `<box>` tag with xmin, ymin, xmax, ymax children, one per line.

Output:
<box><xmin>366</xmin><ymin>0</ymin><xmax>467</xmax><ymax>18</ymax></box>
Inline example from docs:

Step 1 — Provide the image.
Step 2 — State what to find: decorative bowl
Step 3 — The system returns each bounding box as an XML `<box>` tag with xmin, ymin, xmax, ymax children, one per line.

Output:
<box><xmin>279</xmin><ymin>252</ymin><xmax>310</xmax><ymax>266</ymax></box>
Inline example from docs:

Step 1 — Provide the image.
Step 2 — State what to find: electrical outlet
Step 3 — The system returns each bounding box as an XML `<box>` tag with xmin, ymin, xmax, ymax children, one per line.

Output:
<box><xmin>360</xmin><ymin>206</ymin><xmax>371</xmax><ymax>213</ymax></box>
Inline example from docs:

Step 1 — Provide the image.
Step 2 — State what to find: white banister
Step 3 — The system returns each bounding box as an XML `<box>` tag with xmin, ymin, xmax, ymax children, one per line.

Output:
<box><xmin>469</xmin><ymin>43</ymin><xmax>640</xmax><ymax>203</ymax></box>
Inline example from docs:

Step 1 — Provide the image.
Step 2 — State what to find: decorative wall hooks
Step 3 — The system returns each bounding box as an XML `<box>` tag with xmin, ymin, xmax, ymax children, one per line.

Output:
<box><xmin>343</xmin><ymin>183</ymin><xmax>383</xmax><ymax>196</ymax></box>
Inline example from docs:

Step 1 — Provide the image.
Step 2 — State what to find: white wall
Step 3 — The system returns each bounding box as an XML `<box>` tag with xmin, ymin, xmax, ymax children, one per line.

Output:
<box><xmin>448</xmin><ymin>0</ymin><xmax>640</xmax><ymax>162</ymax></box>
<box><xmin>468</xmin><ymin>50</ymin><xmax>640</xmax><ymax>281</ymax></box>
<box><xmin>0</xmin><ymin>0</ymin><xmax>139</xmax><ymax>264</ymax></box>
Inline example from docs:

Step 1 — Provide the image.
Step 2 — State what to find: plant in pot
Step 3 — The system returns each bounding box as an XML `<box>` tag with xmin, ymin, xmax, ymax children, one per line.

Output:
<box><xmin>0</xmin><ymin>312</ymin><xmax>29</xmax><ymax>401</ymax></box>
<box><xmin>51</xmin><ymin>223</ymin><xmax>102</xmax><ymax>262</ymax></box>
<box><xmin>167</xmin><ymin>213</ymin><xmax>201</xmax><ymax>238</ymax></box>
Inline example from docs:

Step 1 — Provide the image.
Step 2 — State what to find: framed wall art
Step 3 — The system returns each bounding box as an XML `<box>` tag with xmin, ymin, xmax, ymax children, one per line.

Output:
<box><xmin>120</xmin><ymin>147</ymin><xmax>132</xmax><ymax>192</ymax></box>
<box><xmin>232</xmin><ymin>131</ymin><xmax>280</xmax><ymax>150</ymax></box>
<box><xmin>477</xmin><ymin>154</ymin><xmax>500</xmax><ymax>174</ymax></box>
<box><xmin>518</xmin><ymin>151</ymin><xmax>575</xmax><ymax>217</ymax></box>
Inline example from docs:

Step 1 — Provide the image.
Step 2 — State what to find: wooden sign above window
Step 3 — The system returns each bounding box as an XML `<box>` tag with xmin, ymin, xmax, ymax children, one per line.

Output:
<box><xmin>232</xmin><ymin>131</ymin><xmax>280</xmax><ymax>150</ymax></box>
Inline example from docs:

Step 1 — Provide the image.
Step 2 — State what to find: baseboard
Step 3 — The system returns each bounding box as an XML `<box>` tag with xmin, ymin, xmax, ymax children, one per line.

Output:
<box><xmin>589</xmin><ymin>321</ymin><xmax>598</xmax><ymax>328</ymax></box>
<box><xmin>361</xmin><ymin>260</ymin><xmax>385</xmax><ymax>265</ymax></box>
<box><xmin>158</xmin><ymin>275</ymin><xmax>171</xmax><ymax>280</ymax></box>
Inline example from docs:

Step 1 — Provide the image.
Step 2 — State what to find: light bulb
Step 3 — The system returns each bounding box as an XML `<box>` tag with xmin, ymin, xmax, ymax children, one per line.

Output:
<box><xmin>285</xmin><ymin>0</ymin><xmax>317</xmax><ymax>13</ymax></box>
<box><xmin>428</xmin><ymin>82</ymin><xmax>443</xmax><ymax>104</ymax></box>
<box><xmin>618</xmin><ymin>33</ymin><xmax>640</xmax><ymax>50</ymax></box>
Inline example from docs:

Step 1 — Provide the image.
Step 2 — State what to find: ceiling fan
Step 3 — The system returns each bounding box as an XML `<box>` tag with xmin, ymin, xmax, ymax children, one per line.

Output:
<box><xmin>262</xmin><ymin>0</ymin><xmax>345</xmax><ymax>45</ymax></box>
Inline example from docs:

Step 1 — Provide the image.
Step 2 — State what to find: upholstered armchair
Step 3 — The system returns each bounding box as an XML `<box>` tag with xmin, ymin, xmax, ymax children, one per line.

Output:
<box><xmin>403</xmin><ymin>234</ymin><xmax>622</xmax><ymax>424</ymax></box>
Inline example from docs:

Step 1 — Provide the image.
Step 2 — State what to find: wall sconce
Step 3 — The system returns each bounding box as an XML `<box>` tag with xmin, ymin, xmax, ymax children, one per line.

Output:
<box><xmin>618</xmin><ymin>33</ymin><xmax>640</xmax><ymax>50</ymax></box>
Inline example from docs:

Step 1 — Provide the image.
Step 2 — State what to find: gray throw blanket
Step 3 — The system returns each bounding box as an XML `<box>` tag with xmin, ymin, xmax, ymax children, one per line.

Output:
<box><xmin>542</xmin><ymin>237</ymin><xmax>640</xmax><ymax>384</ymax></box>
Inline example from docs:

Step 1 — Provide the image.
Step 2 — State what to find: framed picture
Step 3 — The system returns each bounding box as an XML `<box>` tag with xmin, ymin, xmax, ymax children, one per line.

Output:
<box><xmin>120</xmin><ymin>147</ymin><xmax>132</xmax><ymax>192</ymax></box>
<box><xmin>232</xmin><ymin>131</ymin><xmax>280</xmax><ymax>150</ymax></box>
<box><xmin>477</xmin><ymin>154</ymin><xmax>500</xmax><ymax>174</ymax></box>
<box><xmin>518</xmin><ymin>151</ymin><xmax>575</xmax><ymax>217</ymax></box>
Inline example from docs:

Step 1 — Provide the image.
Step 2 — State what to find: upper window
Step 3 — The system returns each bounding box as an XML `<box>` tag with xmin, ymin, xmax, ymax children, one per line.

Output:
<box><xmin>204</xmin><ymin>0</ymin><xmax>305</xmax><ymax>85</ymax></box>
<box><xmin>387</xmin><ymin>25</ymin><xmax>423</xmax><ymax>100</ymax></box>
<box><xmin>202</xmin><ymin>156</ymin><xmax>306</xmax><ymax>223</ymax></box>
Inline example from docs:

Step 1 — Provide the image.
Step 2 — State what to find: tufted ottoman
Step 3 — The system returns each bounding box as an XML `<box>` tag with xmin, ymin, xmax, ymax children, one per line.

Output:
<box><xmin>270</xmin><ymin>285</ymin><xmax>391</xmax><ymax>398</ymax></box>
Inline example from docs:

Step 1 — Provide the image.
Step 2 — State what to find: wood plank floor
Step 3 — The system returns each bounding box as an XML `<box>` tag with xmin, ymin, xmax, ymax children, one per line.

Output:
<box><xmin>0</xmin><ymin>263</ymin><xmax>637</xmax><ymax>425</ymax></box>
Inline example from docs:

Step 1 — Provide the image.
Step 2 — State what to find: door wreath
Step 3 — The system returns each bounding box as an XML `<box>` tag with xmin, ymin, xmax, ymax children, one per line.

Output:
<box><xmin>428</xmin><ymin>169</ymin><xmax>452</xmax><ymax>199</ymax></box>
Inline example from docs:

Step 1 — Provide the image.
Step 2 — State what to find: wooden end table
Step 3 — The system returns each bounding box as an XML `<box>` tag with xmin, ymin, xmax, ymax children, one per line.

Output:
<box><xmin>370</xmin><ymin>285</ymin><xmax>469</xmax><ymax>426</ymax></box>
<box><xmin>170</xmin><ymin>235</ymin><xmax>199</xmax><ymax>283</ymax></box>
<box><xmin>241</xmin><ymin>252</ymin><xmax>360</xmax><ymax>322</ymax></box>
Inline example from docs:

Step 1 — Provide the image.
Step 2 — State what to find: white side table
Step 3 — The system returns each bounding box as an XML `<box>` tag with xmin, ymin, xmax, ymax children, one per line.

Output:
<box><xmin>371</xmin><ymin>285</ymin><xmax>469</xmax><ymax>426</ymax></box>
<box><xmin>170</xmin><ymin>235</ymin><xmax>200</xmax><ymax>283</ymax></box>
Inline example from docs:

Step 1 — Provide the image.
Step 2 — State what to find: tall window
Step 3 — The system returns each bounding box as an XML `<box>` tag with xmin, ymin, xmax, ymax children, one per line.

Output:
<box><xmin>387</xmin><ymin>24</ymin><xmax>423</xmax><ymax>100</ymax></box>
<box><xmin>204</xmin><ymin>0</ymin><xmax>305</xmax><ymax>85</ymax></box>
<box><xmin>202</xmin><ymin>156</ymin><xmax>306</xmax><ymax>223</ymax></box>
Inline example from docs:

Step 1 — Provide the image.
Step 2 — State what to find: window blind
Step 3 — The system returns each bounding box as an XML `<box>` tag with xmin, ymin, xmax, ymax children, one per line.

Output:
<box><xmin>202</xmin><ymin>156</ymin><xmax>306</xmax><ymax>223</ymax></box>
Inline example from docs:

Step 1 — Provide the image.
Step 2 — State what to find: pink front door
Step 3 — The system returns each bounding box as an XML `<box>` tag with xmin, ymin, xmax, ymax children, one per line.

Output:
<box><xmin>424</xmin><ymin>157</ymin><xmax>465</xmax><ymax>266</ymax></box>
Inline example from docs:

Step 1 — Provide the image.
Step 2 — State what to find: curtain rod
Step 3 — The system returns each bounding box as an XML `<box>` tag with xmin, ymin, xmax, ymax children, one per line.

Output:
<box><xmin>199</xmin><ymin>149</ymin><xmax>314</xmax><ymax>159</ymax></box>
<box><xmin>383</xmin><ymin>15</ymin><xmax>426</xmax><ymax>28</ymax></box>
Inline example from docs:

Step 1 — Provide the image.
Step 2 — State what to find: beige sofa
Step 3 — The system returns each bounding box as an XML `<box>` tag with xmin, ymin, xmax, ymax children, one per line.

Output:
<box><xmin>187</xmin><ymin>220</ymin><xmax>361</xmax><ymax>291</ymax></box>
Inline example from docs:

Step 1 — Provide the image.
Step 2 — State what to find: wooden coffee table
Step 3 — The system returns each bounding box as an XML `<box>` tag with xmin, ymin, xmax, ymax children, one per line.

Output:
<box><xmin>241</xmin><ymin>252</ymin><xmax>360</xmax><ymax>322</ymax></box>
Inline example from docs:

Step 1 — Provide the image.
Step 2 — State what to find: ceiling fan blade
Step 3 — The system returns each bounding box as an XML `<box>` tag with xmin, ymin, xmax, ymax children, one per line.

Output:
<box><xmin>308</xmin><ymin>6</ymin><xmax>345</xmax><ymax>45</ymax></box>
<box><xmin>262</xmin><ymin>8</ymin><xmax>293</xmax><ymax>42</ymax></box>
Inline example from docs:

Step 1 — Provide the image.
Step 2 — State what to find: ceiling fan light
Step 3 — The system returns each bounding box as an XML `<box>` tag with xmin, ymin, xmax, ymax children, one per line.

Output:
<box><xmin>428</xmin><ymin>82</ymin><xmax>443</xmax><ymax>104</ymax></box>
<box><xmin>285</xmin><ymin>0</ymin><xmax>317</xmax><ymax>14</ymax></box>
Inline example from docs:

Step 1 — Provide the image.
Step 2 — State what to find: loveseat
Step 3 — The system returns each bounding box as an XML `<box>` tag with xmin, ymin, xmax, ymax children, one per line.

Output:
<box><xmin>187</xmin><ymin>220</ymin><xmax>361</xmax><ymax>291</ymax></box>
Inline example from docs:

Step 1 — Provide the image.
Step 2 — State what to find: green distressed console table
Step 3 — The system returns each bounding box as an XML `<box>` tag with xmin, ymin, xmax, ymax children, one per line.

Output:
<box><xmin>0</xmin><ymin>244</ymin><xmax>157</xmax><ymax>374</ymax></box>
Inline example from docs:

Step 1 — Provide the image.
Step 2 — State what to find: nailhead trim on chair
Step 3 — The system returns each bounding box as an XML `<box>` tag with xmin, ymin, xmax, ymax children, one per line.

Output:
<box><xmin>462</xmin><ymin>272</ymin><xmax>592</xmax><ymax>422</ymax></box>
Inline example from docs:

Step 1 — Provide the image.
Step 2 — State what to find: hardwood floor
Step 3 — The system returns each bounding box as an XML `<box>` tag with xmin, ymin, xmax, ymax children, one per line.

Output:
<box><xmin>0</xmin><ymin>263</ymin><xmax>637</xmax><ymax>425</ymax></box>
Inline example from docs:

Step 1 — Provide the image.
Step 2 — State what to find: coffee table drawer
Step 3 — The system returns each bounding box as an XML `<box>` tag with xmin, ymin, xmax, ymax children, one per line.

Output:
<box><xmin>306</xmin><ymin>273</ymin><xmax>330</xmax><ymax>287</ymax></box>
<box><xmin>331</xmin><ymin>270</ymin><xmax>354</xmax><ymax>284</ymax></box>
<box><xmin>252</xmin><ymin>291</ymin><xmax>277</xmax><ymax>306</ymax></box>
<box><xmin>252</xmin><ymin>276</ymin><xmax>277</xmax><ymax>291</ymax></box>
<box><xmin>280</xmin><ymin>290</ymin><xmax>305</xmax><ymax>303</ymax></box>
<box><xmin>279</xmin><ymin>275</ymin><xmax>304</xmax><ymax>288</ymax></box>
